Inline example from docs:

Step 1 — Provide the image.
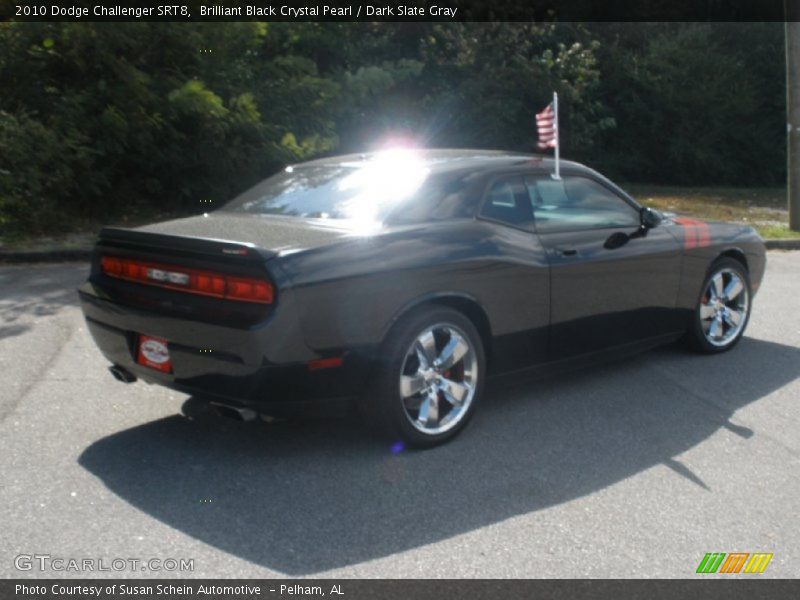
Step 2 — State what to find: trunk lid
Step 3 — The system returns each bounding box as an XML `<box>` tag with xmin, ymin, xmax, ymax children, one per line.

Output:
<box><xmin>131</xmin><ymin>212</ymin><xmax>353</xmax><ymax>256</ymax></box>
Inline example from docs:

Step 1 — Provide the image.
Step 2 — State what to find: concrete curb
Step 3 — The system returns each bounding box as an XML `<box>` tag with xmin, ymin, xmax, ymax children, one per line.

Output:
<box><xmin>1</xmin><ymin>239</ymin><xmax>799</xmax><ymax>263</ymax></box>
<box><xmin>0</xmin><ymin>248</ymin><xmax>92</xmax><ymax>263</ymax></box>
<box><xmin>764</xmin><ymin>239</ymin><xmax>800</xmax><ymax>250</ymax></box>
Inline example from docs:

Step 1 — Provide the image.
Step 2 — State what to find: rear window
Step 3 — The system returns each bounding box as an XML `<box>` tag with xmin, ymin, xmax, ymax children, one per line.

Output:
<box><xmin>223</xmin><ymin>166</ymin><xmax>378</xmax><ymax>220</ymax></box>
<box><xmin>222</xmin><ymin>154</ymin><xmax>476</xmax><ymax>225</ymax></box>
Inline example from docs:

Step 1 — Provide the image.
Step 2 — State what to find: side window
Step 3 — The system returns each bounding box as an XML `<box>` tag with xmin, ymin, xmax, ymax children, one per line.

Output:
<box><xmin>525</xmin><ymin>176</ymin><xmax>640</xmax><ymax>233</ymax></box>
<box><xmin>479</xmin><ymin>177</ymin><xmax>533</xmax><ymax>228</ymax></box>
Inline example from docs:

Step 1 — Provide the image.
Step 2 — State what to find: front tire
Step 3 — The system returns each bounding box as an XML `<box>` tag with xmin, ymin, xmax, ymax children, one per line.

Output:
<box><xmin>687</xmin><ymin>257</ymin><xmax>751</xmax><ymax>354</ymax></box>
<box><xmin>361</xmin><ymin>306</ymin><xmax>486</xmax><ymax>448</ymax></box>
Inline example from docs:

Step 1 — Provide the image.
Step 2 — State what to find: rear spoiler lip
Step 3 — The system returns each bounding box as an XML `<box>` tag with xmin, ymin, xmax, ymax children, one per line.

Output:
<box><xmin>97</xmin><ymin>227</ymin><xmax>278</xmax><ymax>261</ymax></box>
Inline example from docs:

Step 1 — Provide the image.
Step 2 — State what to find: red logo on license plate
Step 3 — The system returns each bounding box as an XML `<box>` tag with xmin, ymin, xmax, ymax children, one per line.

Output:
<box><xmin>137</xmin><ymin>335</ymin><xmax>172</xmax><ymax>373</ymax></box>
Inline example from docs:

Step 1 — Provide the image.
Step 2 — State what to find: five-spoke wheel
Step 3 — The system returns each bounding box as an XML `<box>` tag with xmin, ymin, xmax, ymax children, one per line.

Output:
<box><xmin>688</xmin><ymin>257</ymin><xmax>751</xmax><ymax>353</ymax></box>
<box><xmin>399</xmin><ymin>324</ymin><xmax>478</xmax><ymax>435</ymax></box>
<box><xmin>361</xmin><ymin>306</ymin><xmax>485</xmax><ymax>447</ymax></box>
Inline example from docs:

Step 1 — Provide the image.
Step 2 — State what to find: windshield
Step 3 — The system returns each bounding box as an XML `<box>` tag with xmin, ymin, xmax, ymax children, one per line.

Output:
<box><xmin>222</xmin><ymin>151</ymin><xmax>432</xmax><ymax>224</ymax></box>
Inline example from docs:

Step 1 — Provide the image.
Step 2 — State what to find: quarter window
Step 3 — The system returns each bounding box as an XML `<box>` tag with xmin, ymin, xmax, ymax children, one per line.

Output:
<box><xmin>525</xmin><ymin>176</ymin><xmax>640</xmax><ymax>233</ymax></box>
<box><xmin>479</xmin><ymin>177</ymin><xmax>533</xmax><ymax>228</ymax></box>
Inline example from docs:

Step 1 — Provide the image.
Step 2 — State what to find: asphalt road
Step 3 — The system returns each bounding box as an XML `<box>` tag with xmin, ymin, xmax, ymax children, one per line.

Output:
<box><xmin>1</xmin><ymin>253</ymin><xmax>798</xmax><ymax>579</ymax></box>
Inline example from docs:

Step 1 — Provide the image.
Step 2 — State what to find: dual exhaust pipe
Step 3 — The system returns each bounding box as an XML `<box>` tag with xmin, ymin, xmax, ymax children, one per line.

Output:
<box><xmin>108</xmin><ymin>365</ymin><xmax>258</xmax><ymax>422</ymax></box>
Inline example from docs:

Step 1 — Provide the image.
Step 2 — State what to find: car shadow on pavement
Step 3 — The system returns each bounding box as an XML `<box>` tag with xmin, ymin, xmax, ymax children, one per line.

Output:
<box><xmin>79</xmin><ymin>336</ymin><xmax>800</xmax><ymax>575</ymax></box>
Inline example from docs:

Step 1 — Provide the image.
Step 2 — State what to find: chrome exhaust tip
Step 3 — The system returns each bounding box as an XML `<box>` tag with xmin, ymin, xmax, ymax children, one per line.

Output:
<box><xmin>109</xmin><ymin>365</ymin><xmax>137</xmax><ymax>384</ymax></box>
<box><xmin>211</xmin><ymin>402</ymin><xmax>258</xmax><ymax>422</ymax></box>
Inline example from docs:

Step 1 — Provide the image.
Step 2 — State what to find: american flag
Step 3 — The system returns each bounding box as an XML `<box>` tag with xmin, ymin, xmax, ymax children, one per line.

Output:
<box><xmin>536</xmin><ymin>103</ymin><xmax>557</xmax><ymax>151</ymax></box>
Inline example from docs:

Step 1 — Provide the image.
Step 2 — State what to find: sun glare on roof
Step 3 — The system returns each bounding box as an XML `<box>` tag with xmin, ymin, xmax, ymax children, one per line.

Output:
<box><xmin>336</xmin><ymin>148</ymin><xmax>429</xmax><ymax>230</ymax></box>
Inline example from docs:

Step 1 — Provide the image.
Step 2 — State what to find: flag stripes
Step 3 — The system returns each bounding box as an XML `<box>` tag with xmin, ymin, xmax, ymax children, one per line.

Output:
<box><xmin>536</xmin><ymin>103</ymin><xmax>557</xmax><ymax>150</ymax></box>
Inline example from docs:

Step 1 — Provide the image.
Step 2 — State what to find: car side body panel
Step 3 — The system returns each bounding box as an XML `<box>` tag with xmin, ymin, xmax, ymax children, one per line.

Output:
<box><xmin>278</xmin><ymin>219</ymin><xmax>551</xmax><ymax>373</ymax></box>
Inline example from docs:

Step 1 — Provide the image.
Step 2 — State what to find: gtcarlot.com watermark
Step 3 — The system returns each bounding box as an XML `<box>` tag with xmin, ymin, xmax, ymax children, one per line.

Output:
<box><xmin>14</xmin><ymin>554</ymin><xmax>194</xmax><ymax>573</ymax></box>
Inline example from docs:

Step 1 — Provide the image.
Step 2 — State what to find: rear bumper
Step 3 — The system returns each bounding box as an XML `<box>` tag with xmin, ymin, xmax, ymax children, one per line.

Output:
<box><xmin>79</xmin><ymin>283</ymin><xmax>365</xmax><ymax>415</ymax></box>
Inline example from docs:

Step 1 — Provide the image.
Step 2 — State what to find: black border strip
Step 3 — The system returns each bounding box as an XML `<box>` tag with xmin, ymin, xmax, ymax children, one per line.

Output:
<box><xmin>3</xmin><ymin>579</ymin><xmax>799</xmax><ymax>600</ymax></box>
<box><xmin>0</xmin><ymin>0</ymin><xmax>790</xmax><ymax>23</ymax></box>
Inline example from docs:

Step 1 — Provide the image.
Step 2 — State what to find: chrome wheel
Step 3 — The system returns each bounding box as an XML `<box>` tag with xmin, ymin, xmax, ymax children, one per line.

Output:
<box><xmin>699</xmin><ymin>267</ymin><xmax>749</xmax><ymax>347</ymax></box>
<box><xmin>399</xmin><ymin>323</ymin><xmax>478</xmax><ymax>435</ymax></box>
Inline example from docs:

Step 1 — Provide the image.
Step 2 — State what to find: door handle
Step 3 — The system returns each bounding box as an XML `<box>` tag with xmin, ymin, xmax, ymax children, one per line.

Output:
<box><xmin>554</xmin><ymin>245</ymin><xmax>577</xmax><ymax>257</ymax></box>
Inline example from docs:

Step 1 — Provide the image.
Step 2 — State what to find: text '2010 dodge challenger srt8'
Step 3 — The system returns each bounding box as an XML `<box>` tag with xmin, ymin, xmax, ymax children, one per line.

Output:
<box><xmin>79</xmin><ymin>149</ymin><xmax>766</xmax><ymax>447</ymax></box>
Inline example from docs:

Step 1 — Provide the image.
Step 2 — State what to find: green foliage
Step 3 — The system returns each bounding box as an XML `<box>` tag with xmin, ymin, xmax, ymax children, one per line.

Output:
<box><xmin>0</xmin><ymin>22</ymin><xmax>787</xmax><ymax>236</ymax></box>
<box><xmin>588</xmin><ymin>23</ymin><xmax>785</xmax><ymax>185</ymax></box>
<box><xmin>169</xmin><ymin>80</ymin><xmax>229</xmax><ymax>118</ymax></box>
<box><xmin>0</xmin><ymin>110</ymin><xmax>85</xmax><ymax>233</ymax></box>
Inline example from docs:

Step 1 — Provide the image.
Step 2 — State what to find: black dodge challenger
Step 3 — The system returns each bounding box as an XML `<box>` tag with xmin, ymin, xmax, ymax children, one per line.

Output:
<box><xmin>79</xmin><ymin>149</ymin><xmax>766</xmax><ymax>446</ymax></box>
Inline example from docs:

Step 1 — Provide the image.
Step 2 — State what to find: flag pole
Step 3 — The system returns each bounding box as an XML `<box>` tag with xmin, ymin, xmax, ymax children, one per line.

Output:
<box><xmin>553</xmin><ymin>91</ymin><xmax>561</xmax><ymax>180</ymax></box>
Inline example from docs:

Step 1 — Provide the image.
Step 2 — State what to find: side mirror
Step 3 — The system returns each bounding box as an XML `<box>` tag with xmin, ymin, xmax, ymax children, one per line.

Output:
<box><xmin>604</xmin><ymin>231</ymin><xmax>630</xmax><ymax>250</ymax></box>
<box><xmin>640</xmin><ymin>207</ymin><xmax>662</xmax><ymax>229</ymax></box>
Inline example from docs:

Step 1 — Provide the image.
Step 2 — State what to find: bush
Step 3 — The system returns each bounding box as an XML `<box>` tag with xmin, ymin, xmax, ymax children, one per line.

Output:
<box><xmin>0</xmin><ymin>22</ymin><xmax>787</xmax><ymax>237</ymax></box>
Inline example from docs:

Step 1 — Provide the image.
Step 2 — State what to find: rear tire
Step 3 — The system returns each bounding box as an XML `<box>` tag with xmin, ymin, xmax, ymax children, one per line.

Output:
<box><xmin>686</xmin><ymin>257</ymin><xmax>751</xmax><ymax>354</ymax></box>
<box><xmin>360</xmin><ymin>306</ymin><xmax>486</xmax><ymax>448</ymax></box>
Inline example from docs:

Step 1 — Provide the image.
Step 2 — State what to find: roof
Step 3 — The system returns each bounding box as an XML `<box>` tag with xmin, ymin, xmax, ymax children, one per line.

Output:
<box><xmin>292</xmin><ymin>148</ymin><xmax>588</xmax><ymax>176</ymax></box>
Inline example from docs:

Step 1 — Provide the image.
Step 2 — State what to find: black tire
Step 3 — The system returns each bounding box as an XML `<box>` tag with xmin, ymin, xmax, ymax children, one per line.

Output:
<box><xmin>360</xmin><ymin>306</ymin><xmax>486</xmax><ymax>448</ymax></box>
<box><xmin>686</xmin><ymin>257</ymin><xmax>752</xmax><ymax>354</ymax></box>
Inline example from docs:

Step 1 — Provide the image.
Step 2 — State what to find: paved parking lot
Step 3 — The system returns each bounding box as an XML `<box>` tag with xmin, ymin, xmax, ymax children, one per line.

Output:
<box><xmin>1</xmin><ymin>253</ymin><xmax>798</xmax><ymax>578</ymax></box>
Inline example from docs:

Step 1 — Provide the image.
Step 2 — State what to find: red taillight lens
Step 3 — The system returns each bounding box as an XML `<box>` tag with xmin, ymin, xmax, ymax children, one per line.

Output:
<box><xmin>225</xmin><ymin>276</ymin><xmax>274</xmax><ymax>303</ymax></box>
<box><xmin>193</xmin><ymin>273</ymin><xmax>226</xmax><ymax>296</ymax></box>
<box><xmin>100</xmin><ymin>256</ymin><xmax>122</xmax><ymax>276</ymax></box>
<box><xmin>100</xmin><ymin>255</ymin><xmax>274</xmax><ymax>304</ymax></box>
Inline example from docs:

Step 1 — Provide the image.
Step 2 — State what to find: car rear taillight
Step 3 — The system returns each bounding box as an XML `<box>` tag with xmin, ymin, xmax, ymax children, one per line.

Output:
<box><xmin>100</xmin><ymin>256</ymin><xmax>274</xmax><ymax>304</ymax></box>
